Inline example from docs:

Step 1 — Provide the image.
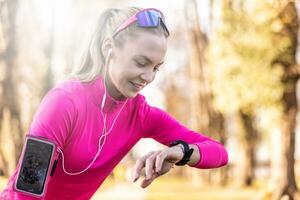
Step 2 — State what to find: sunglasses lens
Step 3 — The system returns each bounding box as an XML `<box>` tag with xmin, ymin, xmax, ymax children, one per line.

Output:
<box><xmin>137</xmin><ymin>10</ymin><xmax>161</xmax><ymax>27</ymax></box>
<box><xmin>113</xmin><ymin>9</ymin><xmax>170</xmax><ymax>38</ymax></box>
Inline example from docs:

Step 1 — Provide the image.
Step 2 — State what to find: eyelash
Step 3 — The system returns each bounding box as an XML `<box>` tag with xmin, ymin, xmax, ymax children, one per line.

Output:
<box><xmin>135</xmin><ymin>61</ymin><xmax>147</xmax><ymax>67</ymax></box>
<box><xmin>135</xmin><ymin>61</ymin><xmax>160</xmax><ymax>72</ymax></box>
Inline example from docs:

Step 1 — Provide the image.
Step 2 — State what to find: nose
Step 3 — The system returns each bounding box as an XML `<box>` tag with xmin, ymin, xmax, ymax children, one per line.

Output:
<box><xmin>140</xmin><ymin>68</ymin><xmax>155</xmax><ymax>84</ymax></box>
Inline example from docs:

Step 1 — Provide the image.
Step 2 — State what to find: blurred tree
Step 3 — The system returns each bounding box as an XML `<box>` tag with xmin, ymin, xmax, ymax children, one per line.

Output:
<box><xmin>209</xmin><ymin>0</ymin><xmax>300</xmax><ymax>197</ymax></box>
<box><xmin>164</xmin><ymin>76</ymin><xmax>190</xmax><ymax>125</ymax></box>
<box><xmin>207</xmin><ymin>0</ymin><xmax>285</xmax><ymax>187</ymax></box>
<box><xmin>0</xmin><ymin>0</ymin><xmax>23</xmax><ymax>177</ymax></box>
<box><xmin>184</xmin><ymin>0</ymin><xmax>228</xmax><ymax>185</ymax></box>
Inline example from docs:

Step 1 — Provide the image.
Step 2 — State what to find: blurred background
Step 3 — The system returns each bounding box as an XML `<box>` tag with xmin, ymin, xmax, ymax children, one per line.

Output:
<box><xmin>1</xmin><ymin>0</ymin><xmax>300</xmax><ymax>199</ymax></box>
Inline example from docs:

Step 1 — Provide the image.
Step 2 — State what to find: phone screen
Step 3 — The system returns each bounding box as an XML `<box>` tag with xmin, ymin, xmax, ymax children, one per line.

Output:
<box><xmin>16</xmin><ymin>138</ymin><xmax>54</xmax><ymax>195</ymax></box>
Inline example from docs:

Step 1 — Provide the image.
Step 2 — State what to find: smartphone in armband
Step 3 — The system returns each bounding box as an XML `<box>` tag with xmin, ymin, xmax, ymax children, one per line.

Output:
<box><xmin>14</xmin><ymin>135</ymin><xmax>57</xmax><ymax>197</ymax></box>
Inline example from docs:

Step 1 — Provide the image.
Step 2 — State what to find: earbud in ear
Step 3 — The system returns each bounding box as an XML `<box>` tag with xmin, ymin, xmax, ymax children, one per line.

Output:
<box><xmin>105</xmin><ymin>48</ymin><xmax>113</xmax><ymax>64</ymax></box>
<box><xmin>107</xmin><ymin>48</ymin><xmax>112</xmax><ymax>57</ymax></box>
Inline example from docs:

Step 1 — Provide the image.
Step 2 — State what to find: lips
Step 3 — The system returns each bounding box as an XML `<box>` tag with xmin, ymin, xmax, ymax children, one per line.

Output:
<box><xmin>130</xmin><ymin>82</ymin><xmax>145</xmax><ymax>90</ymax></box>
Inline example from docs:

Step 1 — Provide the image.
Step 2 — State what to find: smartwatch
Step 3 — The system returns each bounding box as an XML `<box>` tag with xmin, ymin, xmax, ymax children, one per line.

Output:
<box><xmin>169</xmin><ymin>140</ymin><xmax>194</xmax><ymax>166</ymax></box>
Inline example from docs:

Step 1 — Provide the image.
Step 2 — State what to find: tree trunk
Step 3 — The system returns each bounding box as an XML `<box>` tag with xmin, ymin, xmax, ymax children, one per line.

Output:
<box><xmin>239</xmin><ymin>111</ymin><xmax>257</xmax><ymax>186</ymax></box>
<box><xmin>230</xmin><ymin>111</ymin><xmax>256</xmax><ymax>187</ymax></box>
<box><xmin>271</xmin><ymin>1</ymin><xmax>300</xmax><ymax>199</ymax></box>
<box><xmin>272</xmin><ymin>104</ymin><xmax>299</xmax><ymax>200</ymax></box>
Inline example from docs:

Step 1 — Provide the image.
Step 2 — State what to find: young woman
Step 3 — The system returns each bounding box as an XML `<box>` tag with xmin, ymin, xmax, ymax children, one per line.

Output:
<box><xmin>0</xmin><ymin>7</ymin><xmax>228</xmax><ymax>199</ymax></box>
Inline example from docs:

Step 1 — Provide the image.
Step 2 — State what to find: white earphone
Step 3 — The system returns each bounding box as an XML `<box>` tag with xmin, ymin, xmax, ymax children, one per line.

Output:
<box><xmin>101</xmin><ymin>48</ymin><xmax>112</xmax><ymax>109</ymax></box>
<box><xmin>107</xmin><ymin>48</ymin><xmax>112</xmax><ymax>59</ymax></box>
<box><xmin>57</xmin><ymin>47</ymin><xmax>128</xmax><ymax>175</ymax></box>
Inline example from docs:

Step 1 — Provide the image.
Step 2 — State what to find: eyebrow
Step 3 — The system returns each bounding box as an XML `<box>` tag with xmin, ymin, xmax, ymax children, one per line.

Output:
<box><xmin>135</xmin><ymin>55</ymin><xmax>164</xmax><ymax>66</ymax></box>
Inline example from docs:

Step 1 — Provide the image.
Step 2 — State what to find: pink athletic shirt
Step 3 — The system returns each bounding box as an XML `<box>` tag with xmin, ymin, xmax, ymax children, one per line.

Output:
<box><xmin>0</xmin><ymin>75</ymin><xmax>228</xmax><ymax>199</ymax></box>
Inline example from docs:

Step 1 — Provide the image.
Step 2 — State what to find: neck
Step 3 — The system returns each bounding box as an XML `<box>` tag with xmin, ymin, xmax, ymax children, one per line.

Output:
<box><xmin>104</xmin><ymin>74</ymin><xmax>126</xmax><ymax>101</ymax></box>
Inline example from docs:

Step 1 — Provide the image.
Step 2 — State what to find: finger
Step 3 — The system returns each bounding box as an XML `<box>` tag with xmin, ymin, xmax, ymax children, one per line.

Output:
<box><xmin>145</xmin><ymin>154</ymin><xmax>157</xmax><ymax>180</ymax></box>
<box><xmin>132</xmin><ymin>151</ymin><xmax>154</xmax><ymax>182</ymax></box>
<box><xmin>155</xmin><ymin>152</ymin><xmax>167</xmax><ymax>174</ymax></box>
<box><xmin>132</xmin><ymin>159</ymin><xmax>145</xmax><ymax>182</ymax></box>
<box><xmin>141</xmin><ymin>172</ymin><xmax>159</xmax><ymax>188</ymax></box>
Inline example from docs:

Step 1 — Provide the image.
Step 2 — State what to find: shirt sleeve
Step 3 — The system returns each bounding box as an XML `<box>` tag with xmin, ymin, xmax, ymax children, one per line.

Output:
<box><xmin>0</xmin><ymin>88</ymin><xmax>76</xmax><ymax>200</ymax></box>
<box><xmin>139</xmin><ymin>97</ymin><xmax>228</xmax><ymax>169</ymax></box>
<box><xmin>28</xmin><ymin>87</ymin><xmax>76</xmax><ymax>149</ymax></box>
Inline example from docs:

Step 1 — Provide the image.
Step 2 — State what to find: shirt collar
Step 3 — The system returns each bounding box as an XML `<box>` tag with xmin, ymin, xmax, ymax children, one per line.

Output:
<box><xmin>91</xmin><ymin>75</ymin><xmax>128</xmax><ymax>113</ymax></box>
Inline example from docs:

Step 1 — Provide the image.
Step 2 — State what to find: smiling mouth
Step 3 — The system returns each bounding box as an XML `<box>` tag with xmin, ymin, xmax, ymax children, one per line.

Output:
<box><xmin>130</xmin><ymin>82</ymin><xmax>144</xmax><ymax>90</ymax></box>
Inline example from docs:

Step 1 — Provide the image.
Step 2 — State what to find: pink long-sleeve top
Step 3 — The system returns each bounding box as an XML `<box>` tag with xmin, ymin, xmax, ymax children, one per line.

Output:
<box><xmin>0</xmin><ymin>75</ymin><xmax>228</xmax><ymax>199</ymax></box>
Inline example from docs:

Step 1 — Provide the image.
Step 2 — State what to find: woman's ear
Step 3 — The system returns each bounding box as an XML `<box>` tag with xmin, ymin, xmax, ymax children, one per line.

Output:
<box><xmin>102</xmin><ymin>38</ymin><xmax>114</xmax><ymax>59</ymax></box>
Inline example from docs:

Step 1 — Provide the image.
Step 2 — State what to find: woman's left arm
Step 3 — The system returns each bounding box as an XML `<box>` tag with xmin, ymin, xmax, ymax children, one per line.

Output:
<box><xmin>133</xmin><ymin>98</ymin><xmax>228</xmax><ymax>188</ymax></box>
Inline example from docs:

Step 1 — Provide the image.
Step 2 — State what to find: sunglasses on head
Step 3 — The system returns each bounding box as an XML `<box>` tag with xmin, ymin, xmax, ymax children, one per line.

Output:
<box><xmin>112</xmin><ymin>8</ymin><xmax>170</xmax><ymax>38</ymax></box>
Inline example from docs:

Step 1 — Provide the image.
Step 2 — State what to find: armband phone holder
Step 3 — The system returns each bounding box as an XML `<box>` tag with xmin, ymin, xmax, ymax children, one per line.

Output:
<box><xmin>14</xmin><ymin>135</ymin><xmax>58</xmax><ymax>197</ymax></box>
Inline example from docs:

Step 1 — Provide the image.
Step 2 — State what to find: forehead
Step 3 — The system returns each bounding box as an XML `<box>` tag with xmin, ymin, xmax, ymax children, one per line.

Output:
<box><xmin>121</xmin><ymin>32</ymin><xmax>167</xmax><ymax>61</ymax></box>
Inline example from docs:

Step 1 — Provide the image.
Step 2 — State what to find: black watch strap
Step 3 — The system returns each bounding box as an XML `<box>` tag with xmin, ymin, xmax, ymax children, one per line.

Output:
<box><xmin>169</xmin><ymin>140</ymin><xmax>194</xmax><ymax>166</ymax></box>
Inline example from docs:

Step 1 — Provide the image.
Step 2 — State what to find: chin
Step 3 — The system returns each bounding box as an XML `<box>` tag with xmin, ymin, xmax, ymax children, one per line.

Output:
<box><xmin>121</xmin><ymin>83</ymin><xmax>142</xmax><ymax>99</ymax></box>
<box><xmin>128</xmin><ymin>93</ymin><xmax>139</xmax><ymax>99</ymax></box>
<box><xmin>124</xmin><ymin>91</ymin><xmax>139</xmax><ymax>99</ymax></box>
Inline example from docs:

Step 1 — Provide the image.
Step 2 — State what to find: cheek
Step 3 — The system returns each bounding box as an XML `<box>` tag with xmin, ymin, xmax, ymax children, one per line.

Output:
<box><xmin>109</xmin><ymin>66</ymin><xmax>129</xmax><ymax>88</ymax></box>
<box><xmin>108</xmin><ymin>64</ymin><xmax>121</xmax><ymax>85</ymax></box>
<box><xmin>110</xmin><ymin>58</ymin><xmax>141</xmax><ymax>83</ymax></box>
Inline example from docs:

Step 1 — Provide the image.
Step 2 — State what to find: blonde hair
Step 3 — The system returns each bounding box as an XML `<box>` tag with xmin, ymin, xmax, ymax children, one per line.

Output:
<box><xmin>70</xmin><ymin>7</ymin><xmax>168</xmax><ymax>83</ymax></box>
